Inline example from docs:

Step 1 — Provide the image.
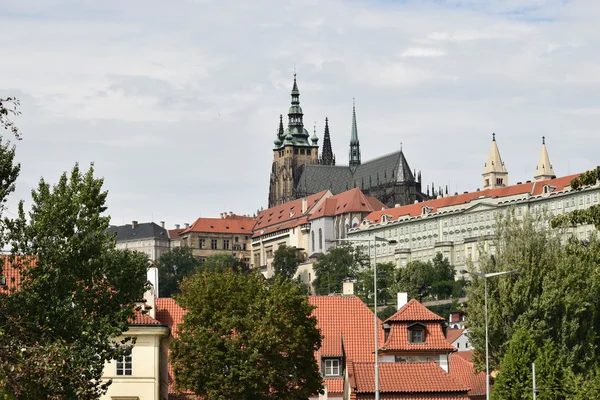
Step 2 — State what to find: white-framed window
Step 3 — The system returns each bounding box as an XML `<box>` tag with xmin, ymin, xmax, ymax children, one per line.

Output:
<box><xmin>116</xmin><ymin>354</ymin><xmax>133</xmax><ymax>376</ymax></box>
<box><xmin>324</xmin><ymin>359</ymin><xmax>341</xmax><ymax>376</ymax></box>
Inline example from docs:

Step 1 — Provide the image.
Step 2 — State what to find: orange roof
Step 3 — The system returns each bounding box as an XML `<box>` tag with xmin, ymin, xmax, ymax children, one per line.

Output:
<box><xmin>253</xmin><ymin>190</ymin><xmax>329</xmax><ymax>237</ymax></box>
<box><xmin>454</xmin><ymin>350</ymin><xmax>475</xmax><ymax>363</ymax></box>
<box><xmin>182</xmin><ymin>214</ymin><xmax>255</xmax><ymax>235</ymax></box>
<box><xmin>0</xmin><ymin>256</ymin><xmax>34</xmax><ymax>293</ymax></box>
<box><xmin>349</xmin><ymin>361</ymin><xmax>469</xmax><ymax>395</ymax></box>
<box><xmin>386</xmin><ymin>300</ymin><xmax>446</xmax><ymax>323</ymax></box>
<box><xmin>168</xmin><ymin>229</ymin><xmax>185</xmax><ymax>239</ymax></box>
<box><xmin>309</xmin><ymin>295</ymin><xmax>384</xmax><ymax>363</ymax></box>
<box><xmin>129</xmin><ymin>308</ymin><xmax>165</xmax><ymax>326</ymax></box>
<box><xmin>156</xmin><ymin>298</ymin><xmax>188</xmax><ymax>397</ymax></box>
<box><xmin>308</xmin><ymin>188</ymin><xmax>387</xmax><ymax>220</ymax></box>
<box><xmin>449</xmin><ymin>353</ymin><xmax>487</xmax><ymax>398</ymax></box>
<box><xmin>364</xmin><ymin>173</ymin><xmax>581</xmax><ymax>224</ymax></box>
<box><xmin>446</xmin><ymin>329</ymin><xmax>465</xmax><ymax>345</ymax></box>
<box><xmin>382</xmin><ymin>322</ymin><xmax>456</xmax><ymax>352</ymax></box>
<box><xmin>325</xmin><ymin>378</ymin><xmax>344</xmax><ymax>394</ymax></box>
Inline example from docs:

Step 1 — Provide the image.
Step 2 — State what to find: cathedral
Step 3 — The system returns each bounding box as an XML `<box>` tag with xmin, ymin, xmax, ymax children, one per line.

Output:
<box><xmin>268</xmin><ymin>75</ymin><xmax>430</xmax><ymax>209</ymax></box>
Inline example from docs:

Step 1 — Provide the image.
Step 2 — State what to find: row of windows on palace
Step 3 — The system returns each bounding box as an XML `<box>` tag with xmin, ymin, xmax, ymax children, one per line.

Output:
<box><xmin>183</xmin><ymin>237</ymin><xmax>248</xmax><ymax>251</ymax></box>
<box><xmin>350</xmin><ymin>192</ymin><xmax>600</xmax><ymax>254</ymax></box>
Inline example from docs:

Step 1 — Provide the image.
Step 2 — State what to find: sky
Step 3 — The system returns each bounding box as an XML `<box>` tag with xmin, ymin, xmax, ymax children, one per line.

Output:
<box><xmin>1</xmin><ymin>0</ymin><xmax>599</xmax><ymax>229</ymax></box>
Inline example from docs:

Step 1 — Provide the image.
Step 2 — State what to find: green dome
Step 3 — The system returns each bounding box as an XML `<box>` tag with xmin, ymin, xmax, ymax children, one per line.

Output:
<box><xmin>274</xmin><ymin>136</ymin><xmax>282</xmax><ymax>146</ymax></box>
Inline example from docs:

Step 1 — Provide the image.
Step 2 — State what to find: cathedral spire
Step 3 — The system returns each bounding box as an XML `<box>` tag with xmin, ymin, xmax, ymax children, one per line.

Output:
<box><xmin>288</xmin><ymin>73</ymin><xmax>304</xmax><ymax>130</ymax></box>
<box><xmin>534</xmin><ymin>136</ymin><xmax>555</xmax><ymax>181</ymax></box>
<box><xmin>320</xmin><ymin>117</ymin><xmax>335</xmax><ymax>165</ymax></box>
<box><xmin>349</xmin><ymin>98</ymin><xmax>361</xmax><ymax>167</ymax></box>
<box><xmin>482</xmin><ymin>133</ymin><xmax>508</xmax><ymax>189</ymax></box>
<box><xmin>278</xmin><ymin>114</ymin><xmax>284</xmax><ymax>140</ymax></box>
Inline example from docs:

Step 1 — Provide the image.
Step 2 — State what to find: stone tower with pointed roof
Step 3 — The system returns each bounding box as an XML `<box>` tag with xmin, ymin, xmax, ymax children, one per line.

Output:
<box><xmin>534</xmin><ymin>136</ymin><xmax>555</xmax><ymax>181</ymax></box>
<box><xmin>268</xmin><ymin>76</ymin><xmax>428</xmax><ymax>208</ymax></box>
<box><xmin>482</xmin><ymin>133</ymin><xmax>508</xmax><ymax>189</ymax></box>
<box><xmin>268</xmin><ymin>75</ymin><xmax>320</xmax><ymax>207</ymax></box>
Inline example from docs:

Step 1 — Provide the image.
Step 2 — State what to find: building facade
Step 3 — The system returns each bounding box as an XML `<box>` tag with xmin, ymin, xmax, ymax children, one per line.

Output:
<box><xmin>109</xmin><ymin>221</ymin><xmax>171</xmax><ymax>262</ymax></box>
<box><xmin>268</xmin><ymin>75</ymin><xmax>429</xmax><ymax>209</ymax></box>
<box><xmin>348</xmin><ymin>137</ymin><xmax>599</xmax><ymax>274</ymax></box>
<box><xmin>178</xmin><ymin>213</ymin><xmax>255</xmax><ymax>265</ymax></box>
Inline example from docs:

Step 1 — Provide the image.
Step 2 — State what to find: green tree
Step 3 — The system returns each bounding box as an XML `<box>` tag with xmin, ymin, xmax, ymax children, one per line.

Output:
<box><xmin>396</xmin><ymin>260</ymin><xmax>434</xmax><ymax>300</ymax></box>
<box><xmin>0</xmin><ymin>97</ymin><xmax>21</xmax><ymax>140</ymax></box>
<box><xmin>202</xmin><ymin>253</ymin><xmax>247</xmax><ymax>273</ymax></box>
<box><xmin>272</xmin><ymin>244</ymin><xmax>299</xmax><ymax>280</ymax></box>
<box><xmin>157</xmin><ymin>246</ymin><xmax>203</xmax><ymax>297</ymax></box>
<box><xmin>313</xmin><ymin>244</ymin><xmax>368</xmax><ymax>295</ymax></box>
<box><xmin>171</xmin><ymin>269</ymin><xmax>323</xmax><ymax>399</ymax></box>
<box><xmin>0</xmin><ymin>164</ymin><xmax>148</xmax><ymax>399</ymax></box>
<box><xmin>356</xmin><ymin>261</ymin><xmax>396</xmax><ymax>305</ymax></box>
<box><xmin>551</xmin><ymin>167</ymin><xmax>600</xmax><ymax>230</ymax></box>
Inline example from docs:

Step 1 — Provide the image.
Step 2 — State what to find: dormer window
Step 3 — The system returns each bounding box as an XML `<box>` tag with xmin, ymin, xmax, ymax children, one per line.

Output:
<box><xmin>408</xmin><ymin>322</ymin><xmax>426</xmax><ymax>344</ymax></box>
<box><xmin>323</xmin><ymin>358</ymin><xmax>341</xmax><ymax>376</ymax></box>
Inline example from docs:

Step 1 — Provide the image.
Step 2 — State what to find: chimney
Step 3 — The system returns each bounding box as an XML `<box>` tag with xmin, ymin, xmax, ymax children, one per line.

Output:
<box><xmin>132</xmin><ymin>220</ymin><xmax>138</xmax><ymax>229</ymax></box>
<box><xmin>160</xmin><ymin>221</ymin><xmax>165</xmax><ymax>229</ymax></box>
<box><xmin>145</xmin><ymin>263</ymin><xmax>158</xmax><ymax>318</ymax></box>
<box><xmin>301</xmin><ymin>198</ymin><xmax>307</xmax><ymax>214</ymax></box>
<box><xmin>175</xmin><ymin>224</ymin><xmax>180</xmax><ymax>230</ymax></box>
<box><xmin>342</xmin><ymin>280</ymin><xmax>355</xmax><ymax>296</ymax></box>
<box><xmin>414</xmin><ymin>200</ymin><xmax>418</xmax><ymax>204</ymax></box>
<box><xmin>397</xmin><ymin>292</ymin><xmax>408</xmax><ymax>310</ymax></box>
<box><xmin>395</xmin><ymin>204</ymin><xmax>400</xmax><ymax>208</ymax></box>
<box><xmin>184</xmin><ymin>223</ymin><xmax>190</xmax><ymax>229</ymax></box>
<box><xmin>229</xmin><ymin>211</ymin><xmax>233</xmax><ymax>217</ymax></box>
<box><xmin>220</xmin><ymin>213</ymin><xmax>224</xmax><ymax>219</ymax></box>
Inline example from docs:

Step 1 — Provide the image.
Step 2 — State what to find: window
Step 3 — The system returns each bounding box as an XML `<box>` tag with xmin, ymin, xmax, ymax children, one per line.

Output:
<box><xmin>311</xmin><ymin>231</ymin><xmax>315</xmax><ymax>251</ymax></box>
<box><xmin>116</xmin><ymin>354</ymin><xmax>132</xmax><ymax>376</ymax></box>
<box><xmin>223</xmin><ymin>239</ymin><xmax>230</xmax><ymax>250</ymax></box>
<box><xmin>235</xmin><ymin>236</ymin><xmax>239</xmax><ymax>243</ymax></box>
<box><xmin>319</xmin><ymin>228</ymin><xmax>323</xmax><ymax>250</ymax></box>
<box><xmin>409</xmin><ymin>328</ymin><xmax>424</xmax><ymax>343</ymax></box>
<box><xmin>199</xmin><ymin>239</ymin><xmax>205</xmax><ymax>249</ymax></box>
<box><xmin>324</xmin><ymin>359</ymin><xmax>341</xmax><ymax>376</ymax></box>
<box><xmin>211</xmin><ymin>239</ymin><xmax>217</xmax><ymax>250</ymax></box>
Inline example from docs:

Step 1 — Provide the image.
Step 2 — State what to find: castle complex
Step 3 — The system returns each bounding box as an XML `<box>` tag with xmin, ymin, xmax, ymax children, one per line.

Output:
<box><xmin>268</xmin><ymin>75</ymin><xmax>430</xmax><ymax>209</ymax></box>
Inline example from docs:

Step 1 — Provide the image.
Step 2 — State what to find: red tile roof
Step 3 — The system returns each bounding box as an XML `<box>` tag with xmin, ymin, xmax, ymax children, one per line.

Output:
<box><xmin>349</xmin><ymin>361</ymin><xmax>469</xmax><ymax>394</ymax></box>
<box><xmin>309</xmin><ymin>295</ymin><xmax>384</xmax><ymax>363</ymax></box>
<box><xmin>386</xmin><ymin>300</ymin><xmax>446</xmax><ymax>323</ymax></box>
<box><xmin>454</xmin><ymin>350</ymin><xmax>476</xmax><ymax>363</ymax></box>
<box><xmin>364</xmin><ymin>174</ymin><xmax>581</xmax><ymax>224</ymax></box>
<box><xmin>155</xmin><ymin>297</ymin><xmax>188</xmax><ymax>397</ymax></box>
<box><xmin>129</xmin><ymin>308</ymin><xmax>165</xmax><ymax>325</ymax></box>
<box><xmin>382</xmin><ymin>323</ymin><xmax>456</xmax><ymax>352</ymax></box>
<box><xmin>168</xmin><ymin>229</ymin><xmax>185</xmax><ymax>239</ymax></box>
<box><xmin>325</xmin><ymin>378</ymin><xmax>344</xmax><ymax>394</ymax></box>
<box><xmin>446</xmin><ymin>329</ymin><xmax>465</xmax><ymax>345</ymax></box>
<box><xmin>0</xmin><ymin>256</ymin><xmax>34</xmax><ymax>293</ymax></box>
<box><xmin>182</xmin><ymin>214</ymin><xmax>255</xmax><ymax>235</ymax></box>
<box><xmin>252</xmin><ymin>190</ymin><xmax>329</xmax><ymax>236</ymax></box>
<box><xmin>308</xmin><ymin>188</ymin><xmax>387</xmax><ymax>220</ymax></box>
<box><xmin>449</xmin><ymin>353</ymin><xmax>486</xmax><ymax>398</ymax></box>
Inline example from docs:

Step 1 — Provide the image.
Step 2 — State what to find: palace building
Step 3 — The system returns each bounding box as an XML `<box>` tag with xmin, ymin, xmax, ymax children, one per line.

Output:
<box><xmin>268</xmin><ymin>75</ymin><xmax>430</xmax><ymax>209</ymax></box>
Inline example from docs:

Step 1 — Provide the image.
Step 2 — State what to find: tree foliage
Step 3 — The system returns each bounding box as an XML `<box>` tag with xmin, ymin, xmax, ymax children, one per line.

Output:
<box><xmin>272</xmin><ymin>244</ymin><xmax>300</xmax><ymax>280</ymax></box>
<box><xmin>201</xmin><ymin>253</ymin><xmax>248</xmax><ymax>273</ymax></box>
<box><xmin>0</xmin><ymin>164</ymin><xmax>148</xmax><ymax>398</ymax></box>
<box><xmin>157</xmin><ymin>246</ymin><xmax>203</xmax><ymax>297</ymax></box>
<box><xmin>356</xmin><ymin>261</ymin><xmax>396</xmax><ymax>305</ymax></box>
<box><xmin>396</xmin><ymin>253</ymin><xmax>465</xmax><ymax>301</ymax></box>
<box><xmin>313</xmin><ymin>244</ymin><xmax>368</xmax><ymax>295</ymax></box>
<box><xmin>171</xmin><ymin>268</ymin><xmax>323</xmax><ymax>399</ymax></box>
<box><xmin>551</xmin><ymin>167</ymin><xmax>600</xmax><ymax>230</ymax></box>
<box><xmin>0</xmin><ymin>97</ymin><xmax>22</xmax><ymax>140</ymax></box>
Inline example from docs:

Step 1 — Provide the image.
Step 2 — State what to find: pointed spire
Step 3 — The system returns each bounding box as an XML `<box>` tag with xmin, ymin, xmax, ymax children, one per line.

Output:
<box><xmin>278</xmin><ymin>114</ymin><xmax>284</xmax><ymax>139</ymax></box>
<box><xmin>482</xmin><ymin>133</ymin><xmax>508</xmax><ymax>189</ymax></box>
<box><xmin>311</xmin><ymin>121</ymin><xmax>319</xmax><ymax>145</ymax></box>
<box><xmin>286</xmin><ymin>73</ymin><xmax>307</xmax><ymax>142</ymax></box>
<box><xmin>320</xmin><ymin>117</ymin><xmax>335</xmax><ymax>166</ymax></box>
<box><xmin>349</xmin><ymin>98</ymin><xmax>361</xmax><ymax>167</ymax></box>
<box><xmin>534</xmin><ymin>136</ymin><xmax>555</xmax><ymax>181</ymax></box>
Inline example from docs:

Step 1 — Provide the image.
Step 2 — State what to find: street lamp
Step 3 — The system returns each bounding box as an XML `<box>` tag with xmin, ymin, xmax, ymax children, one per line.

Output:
<box><xmin>460</xmin><ymin>269</ymin><xmax>519</xmax><ymax>400</ymax></box>
<box><xmin>331</xmin><ymin>236</ymin><xmax>397</xmax><ymax>400</ymax></box>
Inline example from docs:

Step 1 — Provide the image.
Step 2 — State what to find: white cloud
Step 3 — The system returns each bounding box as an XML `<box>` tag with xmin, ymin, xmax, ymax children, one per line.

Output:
<box><xmin>1</xmin><ymin>0</ymin><xmax>600</xmax><ymax>227</ymax></box>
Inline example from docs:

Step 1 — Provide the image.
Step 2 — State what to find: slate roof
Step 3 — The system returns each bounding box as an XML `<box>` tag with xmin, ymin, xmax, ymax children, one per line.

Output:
<box><xmin>108</xmin><ymin>222</ymin><xmax>169</xmax><ymax>242</ymax></box>
<box><xmin>296</xmin><ymin>150</ymin><xmax>416</xmax><ymax>196</ymax></box>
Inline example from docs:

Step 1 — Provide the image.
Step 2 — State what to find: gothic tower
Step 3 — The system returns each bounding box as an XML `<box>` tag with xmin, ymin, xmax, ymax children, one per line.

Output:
<box><xmin>534</xmin><ymin>136</ymin><xmax>555</xmax><ymax>181</ymax></box>
<box><xmin>268</xmin><ymin>75</ymin><xmax>319</xmax><ymax>207</ymax></box>
<box><xmin>320</xmin><ymin>118</ymin><xmax>335</xmax><ymax>166</ymax></box>
<box><xmin>349</xmin><ymin>99</ymin><xmax>361</xmax><ymax>167</ymax></box>
<box><xmin>482</xmin><ymin>133</ymin><xmax>508</xmax><ymax>189</ymax></box>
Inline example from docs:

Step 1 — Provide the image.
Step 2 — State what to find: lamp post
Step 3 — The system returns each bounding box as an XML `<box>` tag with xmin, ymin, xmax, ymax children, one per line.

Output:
<box><xmin>331</xmin><ymin>236</ymin><xmax>397</xmax><ymax>400</ymax></box>
<box><xmin>460</xmin><ymin>269</ymin><xmax>519</xmax><ymax>400</ymax></box>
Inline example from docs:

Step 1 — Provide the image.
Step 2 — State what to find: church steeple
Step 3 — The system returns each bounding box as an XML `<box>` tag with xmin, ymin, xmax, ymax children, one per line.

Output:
<box><xmin>288</xmin><ymin>74</ymin><xmax>304</xmax><ymax>129</ymax></box>
<box><xmin>320</xmin><ymin>117</ymin><xmax>335</xmax><ymax>166</ymax></box>
<box><xmin>534</xmin><ymin>136</ymin><xmax>555</xmax><ymax>181</ymax></box>
<box><xmin>277</xmin><ymin>114</ymin><xmax>284</xmax><ymax>141</ymax></box>
<box><xmin>349</xmin><ymin>99</ymin><xmax>361</xmax><ymax>167</ymax></box>
<box><xmin>482</xmin><ymin>133</ymin><xmax>508</xmax><ymax>189</ymax></box>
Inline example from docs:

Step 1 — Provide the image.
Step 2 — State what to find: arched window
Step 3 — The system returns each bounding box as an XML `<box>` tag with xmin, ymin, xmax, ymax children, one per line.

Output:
<box><xmin>311</xmin><ymin>231</ymin><xmax>315</xmax><ymax>251</ymax></box>
<box><xmin>319</xmin><ymin>228</ymin><xmax>323</xmax><ymax>250</ymax></box>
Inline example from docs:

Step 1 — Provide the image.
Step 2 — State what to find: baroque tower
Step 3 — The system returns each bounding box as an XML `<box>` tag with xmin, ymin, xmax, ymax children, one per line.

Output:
<box><xmin>320</xmin><ymin>118</ymin><xmax>335</xmax><ymax>166</ymax></box>
<box><xmin>349</xmin><ymin>99</ymin><xmax>361</xmax><ymax>167</ymax></box>
<box><xmin>268</xmin><ymin>75</ymin><xmax>319</xmax><ymax>207</ymax></box>
<box><xmin>482</xmin><ymin>133</ymin><xmax>508</xmax><ymax>189</ymax></box>
<box><xmin>534</xmin><ymin>136</ymin><xmax>555</xmax><ymax>181</ymax></box>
